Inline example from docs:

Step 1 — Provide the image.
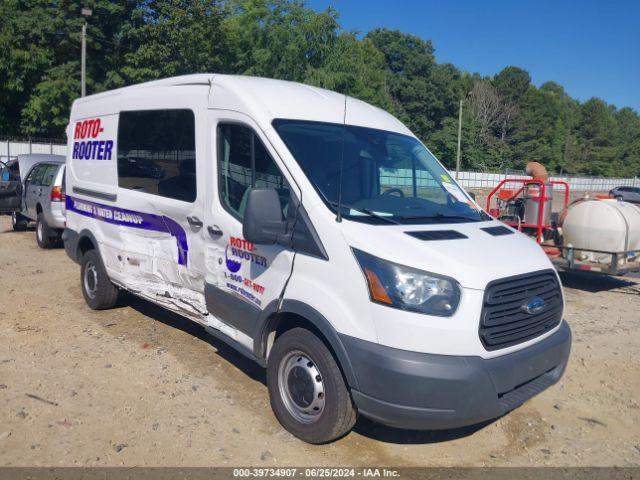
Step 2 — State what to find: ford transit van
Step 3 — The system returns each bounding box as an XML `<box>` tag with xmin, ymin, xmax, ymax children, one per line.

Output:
<box><xmin>63</xmin><ymin>74</ymin><xmax>571</xmax><ymax>444</ymax></box>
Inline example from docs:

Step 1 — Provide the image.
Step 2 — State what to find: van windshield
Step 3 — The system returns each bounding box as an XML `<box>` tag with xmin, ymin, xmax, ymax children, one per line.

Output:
<box><xmin>273</xmin><ymin>119</ymin><xmax>487</xmax><ymax>225</ymax></box>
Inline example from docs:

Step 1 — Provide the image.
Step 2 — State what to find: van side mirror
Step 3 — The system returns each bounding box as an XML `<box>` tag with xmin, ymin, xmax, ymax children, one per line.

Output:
<box><xmin>243</xmin><ymin>188</ymin><xmax>287</xmax><ymax>245</ymax></box>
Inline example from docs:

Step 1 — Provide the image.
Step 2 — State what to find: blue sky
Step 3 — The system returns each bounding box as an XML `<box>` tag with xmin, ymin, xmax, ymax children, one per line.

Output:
<box><xmin>307</xmin><ymin>0</ymin><xmax>640</xmax><ymax>112</ymax></box>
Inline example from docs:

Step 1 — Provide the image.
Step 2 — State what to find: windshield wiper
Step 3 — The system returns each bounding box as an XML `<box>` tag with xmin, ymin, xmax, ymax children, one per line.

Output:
<box><xmin>327</xmin><ymin>201</ymin><xmax>400</xmax><ymax>225</ymax></box>
<box><xmin>399</xmin><ymin>213</ymin><xmax>480</xmax><ymax>222</ymax></box>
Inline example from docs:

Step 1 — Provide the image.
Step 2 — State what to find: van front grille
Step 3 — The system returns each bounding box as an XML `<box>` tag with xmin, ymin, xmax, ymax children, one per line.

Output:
<box><xmin>479</xmin><ymin>270</ymin><xmax>562</xmax><ymax>350</ymax></box>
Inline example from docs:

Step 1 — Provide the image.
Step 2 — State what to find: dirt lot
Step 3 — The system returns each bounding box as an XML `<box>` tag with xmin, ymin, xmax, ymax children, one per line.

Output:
<box><xmin>0</xmin><ymin>215</ymin><xmax>639</xmax><ymax>467</ymax></box>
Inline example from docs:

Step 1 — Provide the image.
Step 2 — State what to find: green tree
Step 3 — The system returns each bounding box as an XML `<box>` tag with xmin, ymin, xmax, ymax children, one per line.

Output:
<box><xmin>2</xmin><ymin>0</ymin><xmax>138</xmax><ymax>137</ymax></box>
<box><xmin>21</xmin><ymin>63</ymin><xmax>80</xmax><ymax>136</ymax></box>
<box><xmin>304</xmin><ymin>34</ymin><xmax>391</xmax><ymax>109</ymax></box>
<box><xmin>576</xmin><ymin>98</ymin><xmax>619</xmax><ymax>176</ymax></box>
<box><xmin>613</xmin><ymin>107</ymin><xmax>640</xmax><ymax>176</ymax></box>
<box><xmin>122</xmin><ymin>0</ymin><xmax>227</xmax><ymax>83</ymax></box>
<box><xmin>222</xmin><ymin>0</ymin><xmax>339</xmax><ymax>81</ymax></box>
<box><xmin>367</xmin><ymin>28</ymin><xmax>447</xmax><ymax>140</ymax></box>
<box><xmin>492</xmin><ymin>66</ymin><xmax>531</xmax><ymax>106</ymax></box>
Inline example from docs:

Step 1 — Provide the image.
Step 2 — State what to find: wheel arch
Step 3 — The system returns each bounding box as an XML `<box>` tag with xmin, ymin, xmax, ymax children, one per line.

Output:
<box><xmin>76</xmin><ymin>229</ymin><xmax>101</xmax><ymax>262</ymax></box>
<box><xmin>256</xmin><ymin>300</ymin><xmax>359</xmax><ymax>390</ymax></box>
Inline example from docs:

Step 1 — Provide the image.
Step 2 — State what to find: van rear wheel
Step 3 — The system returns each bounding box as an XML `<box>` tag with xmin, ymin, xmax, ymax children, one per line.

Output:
<box><xmin>80</xmin><ymin>249</ymin><xmax>119</xmax><ymax>310</ymax></box>
<box><xmin>267</xmin><ymin>328</ymin><xmax>356</xmax><ymax>444</ymax></box>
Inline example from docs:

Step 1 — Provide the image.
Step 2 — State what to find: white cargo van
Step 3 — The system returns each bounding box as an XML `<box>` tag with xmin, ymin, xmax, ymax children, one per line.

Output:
<box><xmin>63</xmin><ymin>74</ymin><xmax>571</xmax><ymax>443</ymax></box>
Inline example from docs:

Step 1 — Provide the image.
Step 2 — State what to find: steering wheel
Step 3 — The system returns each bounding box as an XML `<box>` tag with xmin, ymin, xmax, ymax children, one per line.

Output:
<box><xmin>382</xmin><ymin>188</ymin><xmax>405</xmax><ymax>198</ymax></box>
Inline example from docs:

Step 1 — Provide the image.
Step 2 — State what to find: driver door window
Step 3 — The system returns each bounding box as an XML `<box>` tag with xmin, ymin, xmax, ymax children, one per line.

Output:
<box><xmin>217</xmin><ymin>124</ymin><xmax>290</xmax><ymax>220</ymax></box>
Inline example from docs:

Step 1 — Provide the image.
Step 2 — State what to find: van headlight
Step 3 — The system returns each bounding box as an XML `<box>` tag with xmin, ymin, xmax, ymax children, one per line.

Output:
<box><xmin>353</xmin><ymin>248</ymin><xmax>461</xmax><ymax>316</ymax></box>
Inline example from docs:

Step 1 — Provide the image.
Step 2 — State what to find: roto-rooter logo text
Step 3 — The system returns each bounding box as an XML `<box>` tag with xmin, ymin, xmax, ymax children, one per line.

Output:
<box><xmin>72</xmin><ymin>118</ymin><xmax>114</xmax><ymax>161</ymax></box>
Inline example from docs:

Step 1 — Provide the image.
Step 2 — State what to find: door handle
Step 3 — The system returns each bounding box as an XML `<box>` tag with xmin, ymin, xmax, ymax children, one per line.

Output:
<box><xmin>186</xmin><ymin>215</ymin><xmax>203</xmax><ymax>228</ymax></box>
<box><xmin>207</xmin><ymin>225</ymin><xmax>223</xmax><ymax>237</ymax></box>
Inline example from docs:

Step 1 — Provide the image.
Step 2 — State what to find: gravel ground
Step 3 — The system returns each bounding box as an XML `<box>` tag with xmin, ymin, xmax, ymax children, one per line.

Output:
<box><xmin>0</xmin><ymin>216</ymin><xmax>639</xmax><ymax>467</ymax></box>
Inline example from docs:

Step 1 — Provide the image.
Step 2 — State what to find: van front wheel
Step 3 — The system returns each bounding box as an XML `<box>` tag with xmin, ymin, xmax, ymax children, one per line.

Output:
<box><xmin>80</xmin><ymin>249</ymin><xmax>119</xmax><ymax>310</ymax></box>
<box><xmin>267</xmin><ymin>328</ymin><xmax>356</xmax><ymax>444</ymax></box>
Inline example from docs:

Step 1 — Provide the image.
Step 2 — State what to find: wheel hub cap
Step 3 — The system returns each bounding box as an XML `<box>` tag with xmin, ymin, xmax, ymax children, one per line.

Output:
<box><xmin>278</xmin><ymin>351</ymin><xmax>325</xmax><ymax>424</ymax></box>
<box><xmin>84</xmin><ymin>262</ymin><xmax>99</xmax><ymax>299</ymax></box>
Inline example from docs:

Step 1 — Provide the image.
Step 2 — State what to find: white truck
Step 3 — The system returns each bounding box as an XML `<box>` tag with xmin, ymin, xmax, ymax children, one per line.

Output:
<box><xmin>62</xmin><ymin>74</ymin><xmax>571</xmax><ymax>443</ymax></box>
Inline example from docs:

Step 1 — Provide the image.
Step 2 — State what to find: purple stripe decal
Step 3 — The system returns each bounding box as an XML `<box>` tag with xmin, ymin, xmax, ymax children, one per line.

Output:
<box><xmin>66</xmin><ymin>195</ymin><xmax>189</xmax><ymax>266</ymax></box>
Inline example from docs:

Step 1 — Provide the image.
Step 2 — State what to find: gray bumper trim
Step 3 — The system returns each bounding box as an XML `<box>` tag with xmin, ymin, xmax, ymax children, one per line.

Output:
<box><xmin>341</xmin><ymin>320</ymin><xmax>571</xmax><ymax>430</ymax></box>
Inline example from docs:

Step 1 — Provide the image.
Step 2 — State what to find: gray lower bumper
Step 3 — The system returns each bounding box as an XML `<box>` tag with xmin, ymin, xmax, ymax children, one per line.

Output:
<box><xmin>341</xmin><ymin>320</ymin><xmax>571</xmax><ymax>430</ymax></box>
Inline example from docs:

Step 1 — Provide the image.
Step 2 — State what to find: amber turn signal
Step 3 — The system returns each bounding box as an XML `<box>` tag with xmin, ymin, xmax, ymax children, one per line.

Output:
<box><xmin>364</xmin><ymin>267</ymin><xmax>392</xmax><ymax>304</ymax></box>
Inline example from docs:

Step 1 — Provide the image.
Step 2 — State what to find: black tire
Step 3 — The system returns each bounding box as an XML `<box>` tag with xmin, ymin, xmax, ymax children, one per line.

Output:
<box><xmin>267</xmin><ymin>328</ymin><xmax>356</xmax><ymax>444</ymax></box>
<box><xmin>615</xmin><ymin>196</ymin><xmax>623</xmax><ymax>201</ymax></box>
<box><xmin>11</xmin><ymin>212</ymin><xmax>28</xmax><ymax>231</ymax></box>
<box><xmin>80</xmin><ymin>249</ymin><xmax>119</xmax><ymax>310</ymax></box>
<box><xmin>54</xmin><ymin>229</ymin><xmax>64</xmax><ymax>247</ymax></box>
<box><xmin>36</xmin><ymin>213</ymin><xmax>56</xmax><ymax>249</ymax></box>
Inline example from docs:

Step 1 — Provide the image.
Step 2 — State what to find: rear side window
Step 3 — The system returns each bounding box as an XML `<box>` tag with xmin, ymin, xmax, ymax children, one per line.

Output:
<box><xmin>40</xmin><ymin>165</ymin><xmax>59</xmax><ymax>187</ymax></box>
<box><xmin>28</xmin><ymin>165</ymin><xmax>47</xmax><ymax>186</ymax></box>
<box><xmin>117</xmin><ymin>109</ymin><xmax>196</xmax><ymax>203</ymax></box>
<box><xmin>217</xmin><ymin>123</ymin><xmax>290</xmax><ymax>219</ymax></box>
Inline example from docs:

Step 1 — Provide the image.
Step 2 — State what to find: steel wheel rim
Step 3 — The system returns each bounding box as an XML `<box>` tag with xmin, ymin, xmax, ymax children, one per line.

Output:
<box><xmin>278</xmin><ymin>350</ymin><xmax>325</xmax><ymax>424</ymax></box>
<box><xmin>11</xmin><ymin>213</ymin><xmax>16</xmax><ymax>227</ymax></box>
<box><xmin>83</xmin><ymin>261</ymin><xmax>99</xmax><ymax>299</ymax></box>
<box><xmin>36</xmin><ymin>220</ymin><xmax>43</xmax><ymax>242</ymax></box>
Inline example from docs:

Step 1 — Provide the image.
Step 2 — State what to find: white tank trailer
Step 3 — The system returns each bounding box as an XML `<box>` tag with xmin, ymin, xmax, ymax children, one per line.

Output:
<box><xmin>562</xmin><ymin>199</ymin><xmax>640</xmax><ymax>264</ymax></box>
<box><xmin>496</xmin><ymin>162</ymin><xmax>640</xmax><ymax>275</ymax></box>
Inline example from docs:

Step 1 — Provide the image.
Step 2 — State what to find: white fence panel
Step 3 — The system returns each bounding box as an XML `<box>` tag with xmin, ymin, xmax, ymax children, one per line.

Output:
<box><xmin>0</xmin><ymin>139</ymin><xmax>67</xmax><ymax>163</ymax></box>
<box><xmin>1</xmin><ymin>139</ymin><xmax>638</xmax><ymax>191</ymax></box>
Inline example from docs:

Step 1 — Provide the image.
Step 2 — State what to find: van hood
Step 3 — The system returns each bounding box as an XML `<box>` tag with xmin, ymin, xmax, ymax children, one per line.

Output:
<box><xmin>341</xmin><ymin>220</ymin><xmax>554</xmax><ymax>290</ymax></box>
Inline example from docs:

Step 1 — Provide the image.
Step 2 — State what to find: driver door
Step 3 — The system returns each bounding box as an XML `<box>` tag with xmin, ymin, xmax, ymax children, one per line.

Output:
<box><xmin>0</xmin><ymin>160</ymin><xmax>22</xmax><ymax>214</ymax></box>
<box><xmin>204</xmin><ymin>115</ymin><xmax>298</xmax><ymax>344</ymax></box>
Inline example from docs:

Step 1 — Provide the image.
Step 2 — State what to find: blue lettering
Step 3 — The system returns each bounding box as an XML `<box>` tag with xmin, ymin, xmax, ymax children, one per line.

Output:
<box><xmin>104</xmin><ymin>140</ymin><xmax>113</xmax><ymax>160</ymax></box>
<box><xmin>97</xmin><ymin>140</ymin><xmax>105</xmax><ymax>160</ymax></box>
<box><xmin>73</xmin><ymin>139</ymin><xmax>114</xmax><ymax>160</ymax></box>
<box><xmin>88</xmin><ymin>141</ymin><xmax>94</xmax><ymax>159</ymax></box>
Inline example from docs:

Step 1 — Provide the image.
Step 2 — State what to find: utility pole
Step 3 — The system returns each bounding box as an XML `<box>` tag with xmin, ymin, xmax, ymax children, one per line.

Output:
<box><xmin>455</xmin><ymin>99</ymin><xmax>463</xmax><ymax>180</ymax></box>
<box><xmin>80</xmin><ymin>8</ymin><xmax>92</xmax><ymax>97</ymax></box>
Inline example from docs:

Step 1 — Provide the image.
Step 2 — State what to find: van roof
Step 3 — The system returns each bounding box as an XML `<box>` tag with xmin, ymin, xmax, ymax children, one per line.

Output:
<box><xmin>73</xmin><ymin>74</ymin><xmax>412</xmax><ymax>136</ymax></box>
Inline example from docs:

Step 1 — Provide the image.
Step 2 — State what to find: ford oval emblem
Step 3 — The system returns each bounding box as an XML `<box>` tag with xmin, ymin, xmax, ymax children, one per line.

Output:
<box><xmin>522</xmin><ymin>297</ymin><xmax>545</xmax><ymax>314</ymax></box>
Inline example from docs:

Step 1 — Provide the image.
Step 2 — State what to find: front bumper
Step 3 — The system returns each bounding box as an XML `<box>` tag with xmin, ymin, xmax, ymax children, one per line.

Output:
<box><xmin>341</xmin><ymin>320</ymin><xmax>571</xmax><ymax>430</ymax></box>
